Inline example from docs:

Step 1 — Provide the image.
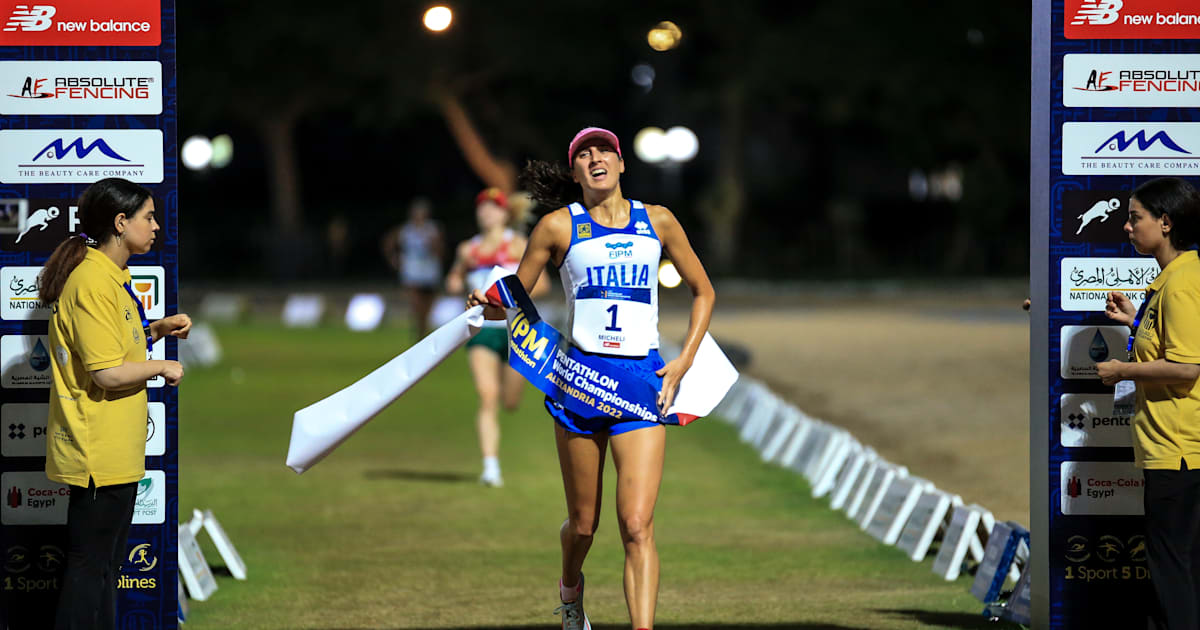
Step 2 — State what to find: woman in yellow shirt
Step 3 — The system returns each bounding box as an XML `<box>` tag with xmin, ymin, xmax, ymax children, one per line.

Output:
<box><xmin>38</xmin><ymin>178</ymin><xmax>190</xmax><ymax>630</ymax></box>
<box><xmin>1098</xmin><ymin>177</ymin><xmax>1200</xmax><ymax>630</ymax></box>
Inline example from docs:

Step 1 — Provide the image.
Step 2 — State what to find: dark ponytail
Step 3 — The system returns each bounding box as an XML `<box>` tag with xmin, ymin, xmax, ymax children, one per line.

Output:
<box><xmin>518</xmin><ymin>159</ymin><xmax>581</xmax><ymax>211</ymax></box>
<box><xmin>1131</xmin><ymin>177</ymin><xmax>1200</xmax><ymax>250</ymax></box>
<box><xmin>39</xmin><ymin>178</ymin><xmax>152</xmax><ymax>303</ymax></box>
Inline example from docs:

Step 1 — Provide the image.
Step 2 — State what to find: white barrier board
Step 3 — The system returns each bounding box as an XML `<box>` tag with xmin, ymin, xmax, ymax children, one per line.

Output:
<box><xmin>865</xmin><ymin>475</ymin><xmax>928</xmax><ymax>545</ymax></box>
<box><xmin>857</xmin><ymin>464</ymin><xmax>905</xmax><ymax>530</ymax></box>
<box><xmin>759</xmin><ymin>407</ymin><xmax>800</xmax><ymax>462</ymax></box>
<box><xmin>896</xmin><ymin>490</ymin><xmax>956</xmax><ymax>562</ymax></box>
<box><xmin>178</xmin><ymin>524</ymin><xmax>217</xmax><ymax>601</ymax></box>
<box><xmin>830</xmin><ymin>448</ymin><xmax>873</xmax><ymax>511</ymax></box>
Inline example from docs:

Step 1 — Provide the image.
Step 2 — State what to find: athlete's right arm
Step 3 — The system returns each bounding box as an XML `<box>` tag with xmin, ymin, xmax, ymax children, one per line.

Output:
<box><xmin>445</xmin><ymin>241</ymin><xmax>470</xmax><ymax>294</ymax></box>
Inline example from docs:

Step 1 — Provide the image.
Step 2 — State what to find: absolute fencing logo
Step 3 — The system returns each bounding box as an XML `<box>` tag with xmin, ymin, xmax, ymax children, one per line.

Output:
<box><xmin>1062</xmin><ymin>123</ymin><xmax>1200</xmax><ymax>174</ymax></box>
<box><xmin>1066</xmin><ymin>0</ymin><xmax>1200</xmax><ymax>39</ymax></box>
<box><xmin>0</xmin><ymin>1</ymin><xmax>159</xmax><ymax>46</ymax></box>
<box><xmin>1061</xmin><ymin>190</ymin><xmax>1131</xmax><ymax>243</ymax></box>
<box><xmin>0</xmin><ymin>129</ymin><xmax>164</xmax><ymax>183</ymax></box>
<box><xmin>0</xmin><ymin>61</ymin><xmax>162</xmax><ymax>115</ymax></box>
<box><xmin>1063</xmin><ymin>55</ymin><xmax>1200</xmax><ymax>107</ymax></box>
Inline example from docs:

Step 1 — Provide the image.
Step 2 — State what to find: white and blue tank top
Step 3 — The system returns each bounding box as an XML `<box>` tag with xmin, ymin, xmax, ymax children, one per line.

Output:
<box><xmin>559</xmin><ymin>200</ymin><xmax>661</xmax><ymax>357</ymax></box>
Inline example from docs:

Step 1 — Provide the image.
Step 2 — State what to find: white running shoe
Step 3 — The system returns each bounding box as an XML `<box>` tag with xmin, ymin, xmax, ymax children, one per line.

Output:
<box><xmin>553</xmin><ymin>574</ymin><xmax>591</xmax><ymax>630</ymax></box>
<box><xmin>479</xmin><ymin>469</ymin><xmax>504</xmax><ymax>488</ymax></box>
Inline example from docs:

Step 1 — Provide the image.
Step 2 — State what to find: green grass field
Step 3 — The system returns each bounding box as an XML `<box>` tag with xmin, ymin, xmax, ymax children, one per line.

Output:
<box><xmin>179</xmin><ymin>323</ymin><xmax>1021</xmax><ymax>630</ymax></box>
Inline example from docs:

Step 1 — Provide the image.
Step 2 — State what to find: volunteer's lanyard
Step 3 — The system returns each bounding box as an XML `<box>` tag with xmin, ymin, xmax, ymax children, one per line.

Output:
<box><xmin>1127</xmin><ymin>289</ymin><xmax>1154</xmax><ymax>359</ymax></box>
<box><xmin>122</xmin><ymin>281</ymin><xmax>153</xmax><ymax>350</ymax></box>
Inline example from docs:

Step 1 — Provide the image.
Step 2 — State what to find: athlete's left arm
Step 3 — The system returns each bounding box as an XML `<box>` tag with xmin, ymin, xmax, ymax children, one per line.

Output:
<box><xmin>648</xmin><ymin>204</ymin><xmax>715</xmax><ymax>412</ymax></box>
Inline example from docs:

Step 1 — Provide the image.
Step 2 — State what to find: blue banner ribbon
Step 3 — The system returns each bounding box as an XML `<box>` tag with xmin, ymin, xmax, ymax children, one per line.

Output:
<box><xmin>488</xmin><ymin>275</ymin><xmax>685</xmax><ymax>425</ymax></box>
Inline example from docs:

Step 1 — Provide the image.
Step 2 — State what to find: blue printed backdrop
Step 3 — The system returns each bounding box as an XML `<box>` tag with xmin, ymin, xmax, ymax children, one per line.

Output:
<box><xmin>1045</xmin><ymin>2</ymin><xmax>1200</xmax><ymax>627</ymax></box>
<box><xmin>0</xmin><ymin>2</ymin><xmax>177</xmax><ymax>628</ymax></box>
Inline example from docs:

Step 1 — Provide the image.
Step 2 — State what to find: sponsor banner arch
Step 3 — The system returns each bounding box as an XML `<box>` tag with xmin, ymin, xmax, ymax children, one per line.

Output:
<box><xmin>1033</xmin><ymin>0</ymin><xmax>1200</xmax><ymax>627</ymax></box>
<box><xmin>0</xmin><ymin>1</ymin><xmax>178</xmax><ymax>628</ymax></box>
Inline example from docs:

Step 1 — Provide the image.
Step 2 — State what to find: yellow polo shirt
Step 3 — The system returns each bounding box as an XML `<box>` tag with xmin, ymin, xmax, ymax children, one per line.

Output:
<box><xmin>1131</xmin><ymin>250</ymin><xmax>1200</xmax><ymax>470</ymax></box>
<box><xmin>45</xmin><ymin>248</ymin><xmax>148</xmax><ymax>487</ymax></box>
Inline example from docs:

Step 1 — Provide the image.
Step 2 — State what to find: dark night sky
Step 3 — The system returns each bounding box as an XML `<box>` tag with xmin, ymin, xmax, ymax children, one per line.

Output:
<box><xmin>176</xmin><ymin>1</ymin><xmax>1032</xmax><ymax>282</ymax></box>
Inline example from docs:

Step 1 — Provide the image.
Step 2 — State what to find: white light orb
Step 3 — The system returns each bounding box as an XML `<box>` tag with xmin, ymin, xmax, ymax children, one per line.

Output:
<box><xmin>424</xmin><ymin>6</ymin><xmax>452</xmax><ymax>32</ymax></box>
<box><xmin>658</xmin><ymin>261</ymin><xmax>682</xmax><ymax>288</ymax></box>
<box><xmin>634</xmin><ymin>127</ymin><xmax>668</xmax><ymax>164</ymax></box>
<box><xmin>210</xmin><ymin>134</ymin><xmax>234</xmax><ymax>169</ymax></box>
<box><xmin>181</xmin><ymin>135</ymin><xmax>212</xmax><ymax>171</ymax></box>
<box><xmin>664</xmin><ymin>126</ymin><xmax>699</xmax><ymax>162</ymax></box>
<box><xmin>345</xmin><ymin>293</ymin><xmax>385</xmax><ymax>332</ymax></box>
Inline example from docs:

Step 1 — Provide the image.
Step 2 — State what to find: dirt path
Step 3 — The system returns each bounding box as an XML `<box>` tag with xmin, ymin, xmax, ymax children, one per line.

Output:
<box><xmin>661</xmin><ymin>290</ymin><xmax>1031</xmax><ymax>524</ymax></box>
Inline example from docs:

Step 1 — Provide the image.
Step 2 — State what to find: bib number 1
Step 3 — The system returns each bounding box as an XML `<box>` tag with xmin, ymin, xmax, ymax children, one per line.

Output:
<box><xmin>605</xmin><ymin>304</ymin><xmax>622</xmax><ymax>331</ymax></box>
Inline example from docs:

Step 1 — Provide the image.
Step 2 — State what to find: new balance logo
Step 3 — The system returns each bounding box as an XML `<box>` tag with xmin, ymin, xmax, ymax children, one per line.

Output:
<box><xmin>4</xmin><ymin>5</ymin><xmax>55</xmax><ymax>32</ymax></box>
<box><xmin>1095</xmin><ymin>130</ymin><xmax>1190</xmax><ymax>155</ymax></box>
<box><xmin>1071</xmin><ymin>1</ymin><xmax>1122</xmax><ymax>26</ymax></box>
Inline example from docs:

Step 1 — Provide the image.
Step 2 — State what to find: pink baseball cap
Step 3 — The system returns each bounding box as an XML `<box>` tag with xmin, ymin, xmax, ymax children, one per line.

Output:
<box><xmin>567</xmin><ymin>127</ymin><xmax>622</xmax><ymax>164</ymax></box>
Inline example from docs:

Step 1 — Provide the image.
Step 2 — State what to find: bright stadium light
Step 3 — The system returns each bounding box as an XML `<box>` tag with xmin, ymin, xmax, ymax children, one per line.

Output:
<box><xmin>634</xmin><ymin>127</ymin><xmax>668</xmax><ymax>164</ymax></box>
<box><xmin>658</xmin><ymin>260</ymin><xmax>682</xmax><ymax>288</ymax></box>
<box><xmin>647</xmin><ymin>20</ymin><xmax>682</xmax><ymax>51</ymax></box>
<box><xmin>664</xmin><ymin>126</ymin><xmax>699</xmax><ymax>162</ymax></box>
<box><xmin>423</xmin><ymin>6</ymin><xmax>452</xmax><ymax>32</ymax></box>
<box><xmin>345</xmin><ymin>293</ymin><xmax>385</xmax><ymax>332</ymax></box>
<box><xmin>210</xmin><ymin>134</ymin><xmax>234</xmax><ymax>169</ymax></box>
<box><xmin>181</xmin><ymin>135</ymin><xmax>213</xmax><ymax>171</ymax></box>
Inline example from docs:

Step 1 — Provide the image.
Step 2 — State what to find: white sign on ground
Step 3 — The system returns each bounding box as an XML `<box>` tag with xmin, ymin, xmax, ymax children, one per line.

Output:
<box><xmin>830</xmin><ymin>447</ymin><xmax>873</xmax><ymax>511</ymax></box>
<box><xmin>738</xmin><ymin>390</ymin><xmax>779</xmax><ymax>445</ymax></box>
<box><xmin>933</xmin><ymin>504</ymin><xmax>994</xmax><ymax>581</ymax></box>
<box><xmin>774</xmin><ymin>411</ymin><xmax>813</xmax><ymax>467</ymax></box>
<box><xmin>970</xmin><ymin>521</ymin><xmax>1029</xmax><ymax>603</ymax></box>
<box><xmin>845</xmin><ymin>458</ymin><xmax>882</xmax><ymax>520</ymax></box>
<box><xmin>866</xmin><ymin>475</ymin><xmax>930</xmax><ymax>545</ymax></box>
<box><xmin>789</xmin><ymin>421</ymin><xmax>831</xmax><ymax>477</ymax></box>
<box><xmin>202</xmin><ymin>509</ymin><xmax>246</xmax><ymax>581</ymax></box>
<box><xmin>282</xmin><ymin>293</ymin><xmax>325</xmax><ymax>328</ymax></box>
<box><xmin>897</xmin><ymin>490</ymin><xmax>958</xmax><ymax>562</ymax></box>
<box><xmin>178</xmin><ymin>524</ymin><xmax>217</xmax><ymax>601</ymax></box>
<box><xmin>750</xmin><ymin>399</ymin><xmax>786</xmax><ymax>451</ymax></box>
<box><xmin>857</xmin><ymin>464</ymin><xmax>906</xmax><ymax>530</ymax></box>
<box><xmin>811</xmin><ymin>432</ymin><xmax>854</xmax><ymax>498</ymax></box>
<box><xmin>759</xmin><ymin>406</ymin><xmax>800</xmax><ymax>462</ymax></box>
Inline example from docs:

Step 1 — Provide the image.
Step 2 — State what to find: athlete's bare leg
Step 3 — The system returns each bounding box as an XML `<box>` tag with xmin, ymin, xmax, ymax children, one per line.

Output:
<box><xmin>467</xmin><ymin>347</ymin><xmax>502</xmax><ymax>459</ymax></box>
<box><xmin>501</xmin><ymin>364</ymin><xmax>524</xmax><ymax>412</ymax></box>
<box><xmin>555</xmin><ymin>423</ymin><xmax>607</xmax><ymax>591</ymax></box>
<box><xmin>610</xmin><ymin>424</ymin><xmax>665</xmax><ymax>629</ymax></box>
<box><xmin>407</xmin><ymin>286</ymin><xmax>434</xmax><ymax>339</ymax></box>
